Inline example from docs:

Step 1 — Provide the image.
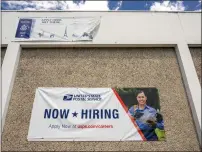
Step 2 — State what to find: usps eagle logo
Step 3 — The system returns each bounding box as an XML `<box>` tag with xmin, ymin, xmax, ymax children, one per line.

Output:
<box><xmin>63</xmin><ymin>94</ymin><xmax>73</xmax><ymax>101</ymax></box>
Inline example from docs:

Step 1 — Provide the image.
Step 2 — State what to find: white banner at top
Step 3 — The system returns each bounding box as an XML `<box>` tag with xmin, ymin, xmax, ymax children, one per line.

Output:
<box><xmin>14</xmin><ymin>17</ymin><xmax>101</xmax><ymax>41</ymax></box>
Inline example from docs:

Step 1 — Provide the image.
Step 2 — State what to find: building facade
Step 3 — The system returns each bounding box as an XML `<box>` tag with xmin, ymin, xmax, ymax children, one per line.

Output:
<box><xmin>1</xmin><ymin>11</ymin><xmax>201</xmax><ymax>151</ymax></box>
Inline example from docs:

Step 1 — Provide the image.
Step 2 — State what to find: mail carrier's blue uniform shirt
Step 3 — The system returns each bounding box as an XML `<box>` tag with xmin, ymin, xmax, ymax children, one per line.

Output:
<box><xmin>128</xmin><ymin>105</ymin><xmax>164</xmax><ymax>141</ymax></box>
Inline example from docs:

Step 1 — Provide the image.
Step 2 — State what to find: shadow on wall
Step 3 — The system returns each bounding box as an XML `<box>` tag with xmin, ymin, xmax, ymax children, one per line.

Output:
<box><xmin>190</xmin><ymin>47</ymin><xmax>201</xmax><ymax>84</ymax></box>
<box><xmin>1</xmin><ymin>47</ymin><xmax>6</xmax><ymax>66</ymax></box>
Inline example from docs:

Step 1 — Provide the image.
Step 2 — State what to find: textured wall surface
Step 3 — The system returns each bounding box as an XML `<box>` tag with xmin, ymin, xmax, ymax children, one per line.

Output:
<box><xmin>190</xmin><ymin>47</ymin><xmax>201</xmax><ymax>84</ymax></box>
<box><xmin>1</xmin><ymin>47</ymin><xmax>6</xmax><ymax>65</ymax></box>
<box><xmin>2</xmin><ymin>48</ymin><xmax>200</xmax><ymax>151</ymax></box>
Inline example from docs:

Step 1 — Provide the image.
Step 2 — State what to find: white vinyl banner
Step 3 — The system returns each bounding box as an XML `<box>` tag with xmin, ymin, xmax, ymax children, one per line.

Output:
<box><xmin>14</xmin><ymin>17</ymin><xmax>100</xmax><ymax>41</ymax></box>
<box><xmin>27</xmin><ymin>88</ymin><xmax>145</xmax><ymax>141</ymax></box>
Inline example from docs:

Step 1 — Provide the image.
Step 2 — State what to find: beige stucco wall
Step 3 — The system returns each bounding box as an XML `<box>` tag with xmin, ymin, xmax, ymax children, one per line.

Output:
<box><xmin>190</xmin><ymin>47</ymin><xmax>201</xmax><ymax>84</ymax></box>
<box><xmin>2</xmin><ymin>47</ymin><xmax>200</xmax><ymax>151</ymax></box>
